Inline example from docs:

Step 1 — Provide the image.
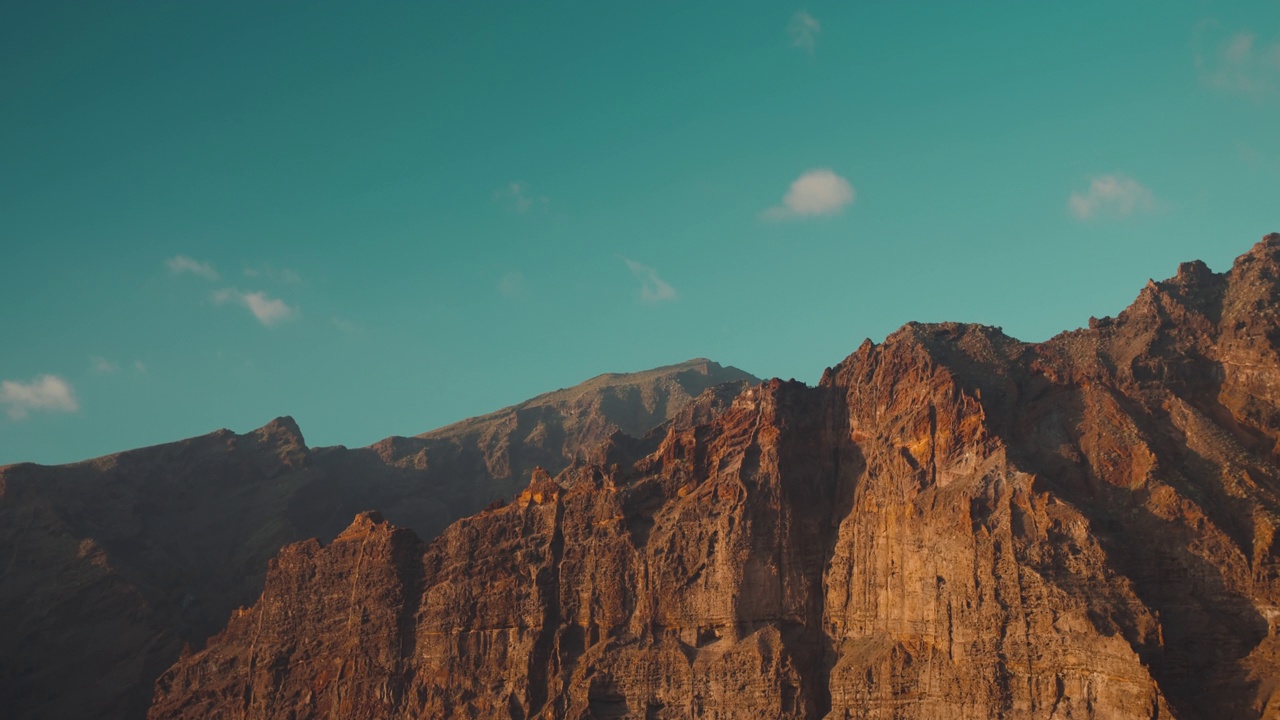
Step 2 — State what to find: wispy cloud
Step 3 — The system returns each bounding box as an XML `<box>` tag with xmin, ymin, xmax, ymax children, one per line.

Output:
<box><xmin>331</xmin><ymin>316</ymin><xmax>359</xmax><ymax>334</ymax></box>
<box><xmin>495</xmin><ymin>181</ymin><xmax>548</xmax><ymax>213</ymax></box>
<box><xmin>1194</xmin><ymin>22</ymin><xmax>1280</xmax><ymax>98</ymax></box>
<box><xmin>166</xmin><ymin>255</ymin><xmax>219</xmax><ymax>281</ymax></box>
<box><xmin>212</xmin><ymin>288</ymin><xmax>298</xmax><ymax>326</ymax></box>
<box><xmin>91</xmin><ymin>356</ymin><xmax>146</xmax><ymax>374</ymax></box>
<box><xmin>90</xmin><ymin>356</ymin><xmax>118</xmax><ymax>374</ymax></box>
<box><xmin>0</xmin><ymin>375</ymin><xmax>78</xmax><ymax>420</ymax></box>
<box><xmin>1238</xmin><ymin>141</ymin><xmax>1280</xmax><ymax>176</ymax></box>
<box><xmin>243</xmin><ymin>265</ymin><xmax>302</xmax><ymax>284</ymax></box>
<box><xmin>763</xmin><ymin>168</ymin><xmax>855</xmax><ymax>220</ymax></box>
<box><xmin>621</xmin><ymin>257</ymin><xmax>678</xmax><ymax>304</ymax></box>
<box><xmin>497</xmin><ymin>271</ymin><xmax>525</xmax><ymax>298</ymax></box>
<box><xmin>1069</xmin><ymin>174</ymin><xmax>1157</xmax><ymax>221</ymax></box>
<box><xmin>788</xmin><ymin>11</ymin><xmax>821</xmax><ymax>54</ymax></box>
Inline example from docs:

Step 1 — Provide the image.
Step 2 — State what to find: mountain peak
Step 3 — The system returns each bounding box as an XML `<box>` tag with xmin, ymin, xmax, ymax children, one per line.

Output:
<box><xmin>1232</xmin><ymin>231</ymin><xmax>1280</xmax><ymax>272</ymax></box>
<box><xmin>256</xmin><ymin>416</ymin><xmax>305</xmax><ymax>445</ymax></box>
<box><xmin>417</xmin><ymin>358</ymin><xmax>759</xmax><ymax>442</ymax></box>
<box><xmin>1172</xmin><ymin>258</ymin><xmax>1214</xmax><ymax>286</ymax></box>
<box><xmin>335</xmin><ymin>511</ymin><xmax>390</xmax><ymax>540</ymax></box>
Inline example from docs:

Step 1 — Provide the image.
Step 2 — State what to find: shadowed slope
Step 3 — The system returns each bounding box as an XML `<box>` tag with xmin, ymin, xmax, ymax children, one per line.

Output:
<box><xmin>0</xmin><ymin>360</ymin><xmax>756</xmax><ymax>720</ymax></box>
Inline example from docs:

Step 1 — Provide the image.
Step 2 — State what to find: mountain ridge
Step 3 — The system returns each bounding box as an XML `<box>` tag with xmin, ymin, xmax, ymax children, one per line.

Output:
<box><xmin>418</xmin><ymin>358</ymin><xmax>754</xmax><ymax>441</ymax></box>
<box><xmin>0</xmin><ymin>359</ymin><xmax>758</xmax><ymax>720</ymax></box>
<box><xmin>150</xmin><ymin>233</ymin><xmax>1280</xmax><ymax>719</ymax></box>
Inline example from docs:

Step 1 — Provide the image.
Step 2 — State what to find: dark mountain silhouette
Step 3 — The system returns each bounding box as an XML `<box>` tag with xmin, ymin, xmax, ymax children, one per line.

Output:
<box><xmin>0</xmin><ymin>359</ymin><xmax>756</xmax><ymax>719</ymax></box>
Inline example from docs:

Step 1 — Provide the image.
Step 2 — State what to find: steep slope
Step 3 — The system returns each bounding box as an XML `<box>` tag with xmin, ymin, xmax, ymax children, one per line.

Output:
<box><xmin>152</xmin><ymin>234</ymin><xmax>1280</xmax><ymax>719</ymax></box>
<box><xmin>388</xmin><ymin>358</ymin><xmax>760</xmax><ymax>508</ymax></box>
<box><xmin>0</xmin><ymin>359</ymin><xmax>755</xmax><ymax>720</ymax></box>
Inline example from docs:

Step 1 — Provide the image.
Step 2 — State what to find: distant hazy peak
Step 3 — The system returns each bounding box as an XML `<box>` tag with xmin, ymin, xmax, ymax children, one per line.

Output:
<box><xmin>416</xmin><ymin>358</ymin><xmax>759</xmax><ymax>441</ymax></box>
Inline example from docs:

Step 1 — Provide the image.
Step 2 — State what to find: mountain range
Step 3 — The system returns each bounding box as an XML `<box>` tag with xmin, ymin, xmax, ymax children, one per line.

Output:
<box><xmin>0</xmin><ymin>359</ymin><xmax>756</xmax><ymax>719</ymax></box>
<box><xmin>7</xmin><ymin>235</ymin><xmax>1280</xmax><ymax>718</ymax></box>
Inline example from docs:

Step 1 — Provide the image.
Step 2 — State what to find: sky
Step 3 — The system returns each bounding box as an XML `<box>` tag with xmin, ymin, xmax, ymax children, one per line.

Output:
<box><xmin>2</xmin><ymin>1</ymin><xmax>1279</xmax><ymax>465</ymax></box>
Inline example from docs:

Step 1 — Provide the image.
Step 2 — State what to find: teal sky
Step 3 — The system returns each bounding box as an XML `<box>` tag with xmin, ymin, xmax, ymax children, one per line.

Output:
<box><xmin>3</xmin><ymin>1</ymin><xmax>1279</xmax><ymax>465</ymax></box>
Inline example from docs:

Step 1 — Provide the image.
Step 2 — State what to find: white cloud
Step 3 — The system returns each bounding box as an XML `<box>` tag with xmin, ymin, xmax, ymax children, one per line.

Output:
<box><xmin>1226</xmin><ymin>31</ymin><xmax>1255</xmax><ymax>62</ymax></box>
<box><xmin>495</xmin><ymin>181</ymin><xmax>548</xmax><ymax>213</ymax></box>
<box><xmin>1068</xmin><ymin>174</ymin><xmax>1157</xmax><ymax>220</ymax></box>
<box><xmin>621</xmin><ymin>257</ymin><xmax>678</xmax><ymax>304</ymax></box>
<box><xmin>332</xmin><ymin>316</ymin><xmax>359</xmax><ymax>334</ymax></box>
<box><xmin>91</xmin><ymin>356</ymin><xmax>146</xmax><ymax>374</ymax></box>
<box><xmin>212</xmin><ymin>288</ymin><xmax>298</xmax><ymax>326</ymax></box>
<box><xmin>788</xmin><ymin>11</ymin><xmax>821</xmax><ymax>54</ymax></box>
<box><xmin>90</xmin><ymin>356</ymin><xmax>118</xmax><ymax>374</ymax></box>
<box><xmin>166</xmin><ymin>255</ymin><xmax>219</xmax><ymax>281</ymax></box>
<box><xmin>1194</xmin><ymin>23</ymin><xmax>1280</xmax><ymax>98</ymax></box>
<box><xmin>0</xmin><ymin>375</ymin><xmax>78</xmax><ymax>420</ymax></box>
<box><xmin>764</xmin><ymin>168</ymin><xmax>856</xmax><ymax>220</ymax></box>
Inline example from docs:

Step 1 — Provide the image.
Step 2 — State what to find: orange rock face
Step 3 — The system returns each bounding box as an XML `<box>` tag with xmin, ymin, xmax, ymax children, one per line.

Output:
<box><xmin>147</xmin><ymin>235</ymin><xmax>1280</xmax><ymax>719</ymax></box>
<box><xmin>0</xmin><ymin>360</ymin><xmax>753</xmax><ymax>720</ymax></box>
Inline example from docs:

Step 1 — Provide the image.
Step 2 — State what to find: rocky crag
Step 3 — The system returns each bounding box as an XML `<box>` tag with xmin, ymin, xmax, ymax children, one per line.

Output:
<box><xmin>151</xmin><ymin>235</ymin><xmax>1280</xmax><ymax>719</ymax></box>
<box><xmin>0</xmin><ymin>359</ymin><xmax>755</xmax><ymax>720</ymax></box>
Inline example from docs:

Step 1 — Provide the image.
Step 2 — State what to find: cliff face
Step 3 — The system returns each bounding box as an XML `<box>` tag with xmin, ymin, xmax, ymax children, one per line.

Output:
<box><xmin>0</xmin><ymin>359</ymin><xmax>755</xmax><ymax>720</ymax></box>
<box><xmin>152</xmin><ymin>235</ymin><xmax>1280</xmax><ymax>720</ymax></box>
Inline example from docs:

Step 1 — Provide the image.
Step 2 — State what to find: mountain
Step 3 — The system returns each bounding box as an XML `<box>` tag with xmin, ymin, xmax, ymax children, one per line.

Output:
<box><xmin>151</xmin><ymin>234</ymin><xmax>1280</xmax><ymax>719</ymax></box>
<box><xmin>404</xmin><ymin>358</ymin><xmax>760</xmax><ymax>507</ymax></box>
<box><xmin>0</xmin><ymin>359</ymin><xmax>756</xmax><ymax>720</ymax></box>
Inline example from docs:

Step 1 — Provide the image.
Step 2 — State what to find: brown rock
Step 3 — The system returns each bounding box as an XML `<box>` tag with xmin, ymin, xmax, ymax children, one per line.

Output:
<box><xmin>151</xmin><ymin>235</ymin><xmax>1280</xmax><ymax>719</ymax></box>
<box><xmin>0</xmin><ymin>360</ymin><xmax>755</xmax><ymax>720</ymax></box>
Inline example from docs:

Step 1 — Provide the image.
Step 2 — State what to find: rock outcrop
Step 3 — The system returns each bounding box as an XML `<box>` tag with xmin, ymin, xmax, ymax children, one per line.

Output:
<box><xmin>151</xmin><ymin>235</ymin><xmax>1280</xmax><ymax>719</ymax></box>
<box><xmin>0</xmin><ymin>359</ymin><xmax>755</xmax><ymax>720</ymax></box>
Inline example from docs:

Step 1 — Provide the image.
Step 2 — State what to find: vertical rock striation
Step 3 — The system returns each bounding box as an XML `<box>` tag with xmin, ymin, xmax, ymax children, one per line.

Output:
<box><xmin>149</xmin><ymin>235</ymin><xmax>1280</xmax><ymax>719</ymax></box>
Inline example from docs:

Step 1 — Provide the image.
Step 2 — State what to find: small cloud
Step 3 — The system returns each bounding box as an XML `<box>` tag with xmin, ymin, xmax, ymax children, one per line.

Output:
<box><xmin>212</xmin><ymin>288</ymin><xmax>298</xmax><ymax>327</ymax></box>
<box><xmin>495</xmin><ymin>181</ymin><xmax>549</xmax><ymax>213</ymax></box>
<box><xmin>763</xmin><ymin>168</ymin><xmax>856</xmax><ymax>220</ymax></box>
<box><xmin>166</xmin><ymin>255</ymin><xmax>219</xmax><ymax>281</ymax></box>
<box><xmin>90</xmin><ymin>356</ymin><xmax>118</xmax><ymax>374</ymax></box>
<box><xmin>497</xmin><ymin>271</ymin><xmax>525</xmax><ymax>298</ymax></box>
<box><xmin>0</xmin><ymin>375</ymin><xmax>78</xmax><ymax>420</ymax></box>
<box><xmin>1226</xmin><ymin>31</ymin><xmax>1255</xmax><ymax>62</ymax></box>
<box><xmin>788</xmin><ymin>11</ymin><xmax>821</xmax><ymax>54</ymax></box>
<box><xmin>134</xmin><ymin>360</ymin><xmax>147</xmax><ymax>373</ymax></box>
<box><xmin>332</xmin><ymin>316</ymin><xmax>359</xmax><ymax>334</ymax></box>
<box><xmin>1068</xmin><ymin>174</ymin><xmax>1157</xmax><ymax>221</ymax></box>
<box><xmin>1194</xmin><ymin>22</ymin><xmax>1280</xmax><ymax>98</ymax></box>
<box><xmin>621</xmin><ymin>257</ymin><xmax>678</xmax><ymax>304</ymax></box>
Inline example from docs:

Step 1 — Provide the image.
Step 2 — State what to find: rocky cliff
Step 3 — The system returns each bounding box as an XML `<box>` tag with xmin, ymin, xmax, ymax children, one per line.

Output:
<box><xmin>151</xmin><ymin>235</ymin><xmax>1280</xmax><ymax>719</ymax></box>
<box><xmin>0</xmin><ymin>359</ymin><xmax>755</xmax><ymax>720</ymax></box>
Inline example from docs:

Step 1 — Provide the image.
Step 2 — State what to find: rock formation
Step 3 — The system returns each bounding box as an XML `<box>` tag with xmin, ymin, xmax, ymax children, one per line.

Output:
<box><xmin>151</xmin><ymin>235</ymin><xmax>1280</xmax><ymax>719</ymax></box>
<box><xmin>0</xmin><ymin>359</ymin><xmax>755</xmax><ymax>720</ymax></box>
